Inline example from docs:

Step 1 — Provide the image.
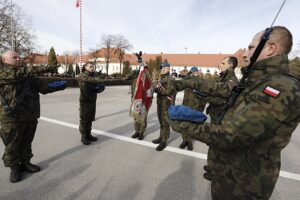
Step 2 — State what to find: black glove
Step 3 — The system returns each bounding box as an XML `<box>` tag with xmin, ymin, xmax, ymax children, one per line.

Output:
<box><xmin>94</xmin><ymin>84</ymin><xmax>105</xmax><ymax>93</ymax></box>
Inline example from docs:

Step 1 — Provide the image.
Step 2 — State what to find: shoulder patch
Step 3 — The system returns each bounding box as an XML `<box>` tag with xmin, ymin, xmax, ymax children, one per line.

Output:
<box><xmin>263</xmin><ymin>86</ymin><xmax>280</xmax><ymax>98</ymax></box>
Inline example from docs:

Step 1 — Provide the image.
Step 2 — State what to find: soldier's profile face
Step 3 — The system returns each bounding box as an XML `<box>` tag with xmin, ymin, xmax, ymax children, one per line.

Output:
<box><xmin>161</xmin><ymin>67</ymin><xmax>170</xmax><ymax>74</ymax></box>
<box><xmin>3</xmin><ymin>52</ymin><xmax>21</xmax><ymax>67</ymax></box>
<box><xmin>192</xmin><ymin>71</ymin><xmax>198</xmax><ymax>76</ymax></box>
<box><xmin>85</xmin><ymin>64</ymin><xmax>95</xmax><ymax>72</ymax></box>
<box><xmin>244</xmin><ymin>32</ymin><xmax>270</xmax><ymax>64</ymax></box>
<box><xmin>218</xmin><ymin>58</ymin><xmax>230</xmax><ymax>72</ymax></box>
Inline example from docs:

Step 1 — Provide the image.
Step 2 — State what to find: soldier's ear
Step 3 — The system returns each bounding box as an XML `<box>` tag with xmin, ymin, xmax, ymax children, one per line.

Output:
<box><xmin>266</xmin><ymin>42</ymin><xmax>277</xmax><ymax>57</ymax></box>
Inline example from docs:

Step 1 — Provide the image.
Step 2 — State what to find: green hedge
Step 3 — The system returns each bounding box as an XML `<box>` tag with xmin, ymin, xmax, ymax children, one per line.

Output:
<box><xmin>38</xmin><ymin>76</ymin><xmax>130</xmax><ymax>87</ymax></box>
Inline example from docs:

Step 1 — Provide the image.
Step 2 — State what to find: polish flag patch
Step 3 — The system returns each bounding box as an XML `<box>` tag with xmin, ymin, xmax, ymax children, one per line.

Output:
<box><xmin>263</xmin><ymin>86</ymin><xmax>280</xmax><ymax>98</ymax></box>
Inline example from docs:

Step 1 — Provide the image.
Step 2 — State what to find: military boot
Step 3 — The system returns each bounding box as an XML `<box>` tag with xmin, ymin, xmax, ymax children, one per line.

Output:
<box><xmin>203</xmin><ymin>165</ymin><xmax>211</xmax><ymax>172</ymax></box>
<box><xmin>203</xmin><ymin>172</ymin><xmax>212</xmax><ymax>181</ymax></box>
<box><xmin>187</xmin><ymin>141</ymin><xmax>193</xmax><ymax>151</ymax></box>
<box><xmin>131</xmin><ymin>132</ymin><xmax>139</xmax><ymax>139</ymax></box>
<box><xmin>156</xmin><ymin>142</ymin><xmax>167</xmax><ymax>151</ymax></box>
<box><xmin>10</xmin><ymin>166</ymin><xmax>21</xmax><ymax>183</ymax></box>
<box><xmin>152</xmin><ymin>137</ymin><xmax>162</xmax><ymax>144</ymax></box>
<box><xmin>87</xmin><ymin>134</ymin><xmax>98</xmax><ymax>141</ymax></box>
<box><xmin>81</xmin><ymin>135</ymin><xmax>91</xmax><ymax>145</ymax></box>
<box><xmin>138</xmin><ymin>133</ymin><xmax>144</xmax><ymax>140</ymax></box>
<box><xmin>21</xmin><ymin>162</ymin><xmax>41</xmax><ymax>173</ymax></box>
<box><xmin>179</xmin><ymin>141</ymin><xmax>188</xmax><ymax>149</ymax></box>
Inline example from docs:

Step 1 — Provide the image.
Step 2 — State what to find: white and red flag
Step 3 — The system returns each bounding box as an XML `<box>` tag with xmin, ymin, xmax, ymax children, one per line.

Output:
<box><xmin>263</xmin><ymin>86</ymin><xmax>280</xmax><ymax>98</ymax></box>
<box><xmin>76</xmin><ymin>0</ymin><xmax>80</xmax><ymax>8</ymax></box>
<box><xmin>130</xmin><ymin>65</ymin><xmax>153</xmax><ymax>123</ymax></box>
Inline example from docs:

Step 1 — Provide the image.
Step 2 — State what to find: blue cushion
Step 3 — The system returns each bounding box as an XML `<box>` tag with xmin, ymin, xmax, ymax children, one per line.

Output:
<box><xmin>48</xmin><ymin>81</ymin><xmax>67</xmax><ymax>89</ymax></box>
<box><xmin>168</xmin><ymin>105</ymin><xmax>207</xmax><ymax>123</ymax></box>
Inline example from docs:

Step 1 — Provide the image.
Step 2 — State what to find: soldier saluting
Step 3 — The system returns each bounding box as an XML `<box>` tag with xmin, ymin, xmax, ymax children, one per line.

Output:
<box><xmin>0</xmin><ymin>51</ymin><xmax>66</xmax><ymax>183</ymax></box>
<box><xmin>78</xmin><ymin>62</ymin><xmax>105</xmax><ymax>145</ymax></box>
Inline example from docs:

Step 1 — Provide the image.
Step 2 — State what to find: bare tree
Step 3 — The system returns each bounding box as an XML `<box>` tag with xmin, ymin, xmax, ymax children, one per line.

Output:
<box><xmin>100</xmin><ymin>34</ymin><xmax>115</xmax><ymax>74</ymax></box>
<box><xmin>88</xmin><ymin>48</ymin><xmax>99</xmax><ymax>64</ymax></box>
<box><xmin>114</xmin><ymin>34</ymin><xmax>133</xmax><ymax>73</ymax></box>
<box><xmin>88</xmin><ymin>48</ymin><xmax>101</xmax><ymax>71</ymax></box>
<box><xmin>0</xmin><ymin>0</ymin><xmax>37</xmax><ymax>56</ymax></box>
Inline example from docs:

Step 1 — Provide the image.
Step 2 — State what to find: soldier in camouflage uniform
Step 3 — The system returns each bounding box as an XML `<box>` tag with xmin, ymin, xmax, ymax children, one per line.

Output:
<box><xmin>0</xmin><ymin>51</ymin><xmax>65</xmax><ymax>183</ymax></box>
<box><xmin>152</xmin><ymin>62</ymin><xmax>176</xmax><ymax>151</ymax></box>
<box><xmin>203</xmin><ymin>56</ymin><xmax>239</xmax><ymax>181</ymax></box>
<box><xmin>204</xmin><ymin>69</ymin><xmax>213</xmax><ymax>79</ymax></box>
<box><xmin>180</xmin><ymin>66</ymin><xmax>206</xmax><ymax>151</ymax></box>
<box><xmin>124</xmin><ymin>66</ymin><xmax>147</xmax><ymax>139</ymax></box>
<box><xmin>179</xmin><ymin>66</ymin><xmax>189</xmax><ymax>78</ymax></box>
<box><xmin>212</xmin><ymin>71</ymin><xmax>219</xmax><ymax>80</ymax></box>
<box><xmin>124</xmin><ymin>67</ymin><xmax>140</xmax><ymax>99</ymax></box>
<box><xmin>78</xmin><ymin>62</ymin><xmax>106</xmax><ymax>145</ymax></box>
<box><xmin>168</xmin><ymin>26</ymin><xmax>300</xmax><ymax>200</ymax></box>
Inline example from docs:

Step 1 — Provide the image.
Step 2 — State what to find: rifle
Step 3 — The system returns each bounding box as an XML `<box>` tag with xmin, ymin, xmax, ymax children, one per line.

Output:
<box><xmin>217</xmin><ymin>0</ymin><xmax>287</xmax><ymax>125</ymax></box>
<box><xmin>154</xmin><ymin>81</ymin><xmax>174</xmax><ymax>102</ymax></box>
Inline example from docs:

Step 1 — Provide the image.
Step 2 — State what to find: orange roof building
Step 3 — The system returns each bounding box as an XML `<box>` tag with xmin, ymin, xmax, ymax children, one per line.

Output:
<box><xmin>23</xmin><ymin>48</ymin><xmax>246</xmax><ymax>76</ymax></box>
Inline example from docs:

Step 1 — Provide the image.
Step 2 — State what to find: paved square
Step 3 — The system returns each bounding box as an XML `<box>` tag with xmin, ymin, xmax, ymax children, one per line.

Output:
<box><xmin>0</xmin><ymin>86</ymin><xmax>299</xmax><ymax>200</ymax></box>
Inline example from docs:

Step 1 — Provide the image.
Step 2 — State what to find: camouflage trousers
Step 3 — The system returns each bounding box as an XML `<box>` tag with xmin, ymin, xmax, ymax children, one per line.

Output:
<box><xmin>134</xmin><ymin>117</ymin><xmax>147</xmax><ymax>135</ymax></box>
<box><xmin>208</xmin><ymin>147</ymin><xmax>277</xmax><ymax>200</ymax></box>
<box><xmin>157</xmin><ymin>106</ymin><xmax>170</xmax><ymax>142</ymax></box>
<box><xmin>79</xmin><ymin>120</ymin><xmax>92</xmax><ymax>136</ymax></box>
<box><xmin>181</xmin><ymin>131</ymin><xmax>192</xmax><ymax>143</ymax></box>
<box><xmin>0</xmin><ymin>120</ymin><xmax>38</xmax><ymax>167</ymax></box>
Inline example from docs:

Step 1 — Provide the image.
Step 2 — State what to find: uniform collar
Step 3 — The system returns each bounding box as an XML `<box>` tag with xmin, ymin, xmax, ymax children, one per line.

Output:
<box><xmin>247</xmin><ymin>54</ymin><xmax>289</xmax><ymax>78</ymax></box>
<box><xmin>160</xmin><ymin>73</ymin><xmax>170</xmax><ymax>77</ymax></box>
<box><xmin>84</xmin><ymin>70</ymin><xmax>94</xmax><ymax>76</ymax></box>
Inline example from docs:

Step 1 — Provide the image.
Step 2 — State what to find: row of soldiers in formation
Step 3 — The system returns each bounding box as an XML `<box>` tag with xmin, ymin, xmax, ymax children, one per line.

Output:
<box><xmin>124</xmin><ymin>26</ymin><xmax>300</xmax><ymax>200</ymax></box>
<box><xmin>124</xmin><ymin>56</ymin><xmax>238</xmax><ymax>181</ymax></box>
<box><xmin>152</xmin><ymin>66</ymin><xmax>221</xmax><ymax>81</ymax></box>
<box><xmin>1</xmin><ymin>26</ymin><xmax>300</xmax><ymax>200</ymax></box>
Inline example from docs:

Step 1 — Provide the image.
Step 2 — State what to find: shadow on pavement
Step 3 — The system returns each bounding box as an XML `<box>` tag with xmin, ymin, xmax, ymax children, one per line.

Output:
<box><xmin>0</xmin><ymin>164</ymin><xmax>91</xmax><ymax>200</ymax></box>
<box><xmin>152</xmin><ymin>159</ymin><xmax>211</xmax><ymax>200</ymax></box>
<box><xmin>94</xmin><ymin>108</ymin><xmax>128</xmax><ymax>121</ymax></box>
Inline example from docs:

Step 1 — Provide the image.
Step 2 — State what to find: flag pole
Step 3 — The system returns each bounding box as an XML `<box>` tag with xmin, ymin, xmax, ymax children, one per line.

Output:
<box><xmin>79</xmin><ymin>0</ymin><xmax>83</xmax><ymax>72</ymax></box>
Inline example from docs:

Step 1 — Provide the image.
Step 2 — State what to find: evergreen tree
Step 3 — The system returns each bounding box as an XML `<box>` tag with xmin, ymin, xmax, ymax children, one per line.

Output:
<box><xmin>154</xmin><ymin>56</ymin><xmax>162</xmax><ymax>71</ymax></box>
<box><xmin>67</xmin><ymin>64</ymin><xmax>74</xmax><ymax>76</ymax></box>
<box><xmin>76</xmin><ymin>64</ymin><xmax>80</xmax><ymax>75</ymax></box>
<box><xmin>289</xmin><ymin>57</ymin><xmax>300</xmax><ymax>78</ymax></box>
<box><xmin>122</xmin><ymin>61</ymin><xmax>130</xmax><ymax>76</ymax></box>
<box><xmin>47</xmin><ymin>47</ymin><xmax>58</xmax><ymax>74</ymax></box>
<box><xmin>48</xmin><ymin>47</ymin><xmax>58</xmax><ymax>65</ymax></box>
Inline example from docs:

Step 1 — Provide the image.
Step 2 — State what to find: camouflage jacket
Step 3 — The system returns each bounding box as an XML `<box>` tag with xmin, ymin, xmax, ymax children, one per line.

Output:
<box><xmin>176</xmin><ymin>72</ymin><xmax>232</xmax><ymax>100</ymax></box>
<box><xmin>171</xmin><ymin>54</ymin><xmax>300</xmax><ymax>199</ymax></box>
<box><xmin>204</xmin><ymin>72</ymin><xmax>212</xmax><ymax>79</ymax></box>
<box><xmin>206</xmin><ymin>69</ymin><xmax>238</xmax><ymax>123</ymax></box>
<box><xmin>124</xmin><ymin>69</ymin><xmax>139</xmax><ymax>96</ymax></box>
<box><xmin>156</xmin><ymin>73</ymin><xmax>176</xmax><ymax>108</ymax></box>
<box><xmin>0</xmin><ymin>66</ymin><xmax>64</xmax><ymax>121</ymax></box>
<box><xmin>78</xmin><ymin>71</ymin><xmax>105</xmax><ymax>103</ymax></box>
<box><xmin>26</xmin><ymin>77</ymin><xmax>65</xmax><ymax>120</ymax></box>
<box><xmin>182</xmin><ymin>74</ymin><xmax>207</xmax><ymax>111</ymax></box>
<box><xmin>0</xmin><ymin>66</ymin><xmax>32</xmax><ymax>122</ymax></box>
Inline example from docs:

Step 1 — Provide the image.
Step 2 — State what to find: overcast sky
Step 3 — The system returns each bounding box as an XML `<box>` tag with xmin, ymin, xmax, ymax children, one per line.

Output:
<box><xmin>14</xmin><ymin>0</ymin><xmax>300</xmax><ymax>55</ymax></box>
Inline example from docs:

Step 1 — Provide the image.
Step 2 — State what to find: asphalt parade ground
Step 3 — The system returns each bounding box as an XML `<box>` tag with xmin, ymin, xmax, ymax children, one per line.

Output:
<box><xmin>0</xmin><ymin>86</ymin><xmax>300</xmax><ymax>200</ymax></box>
